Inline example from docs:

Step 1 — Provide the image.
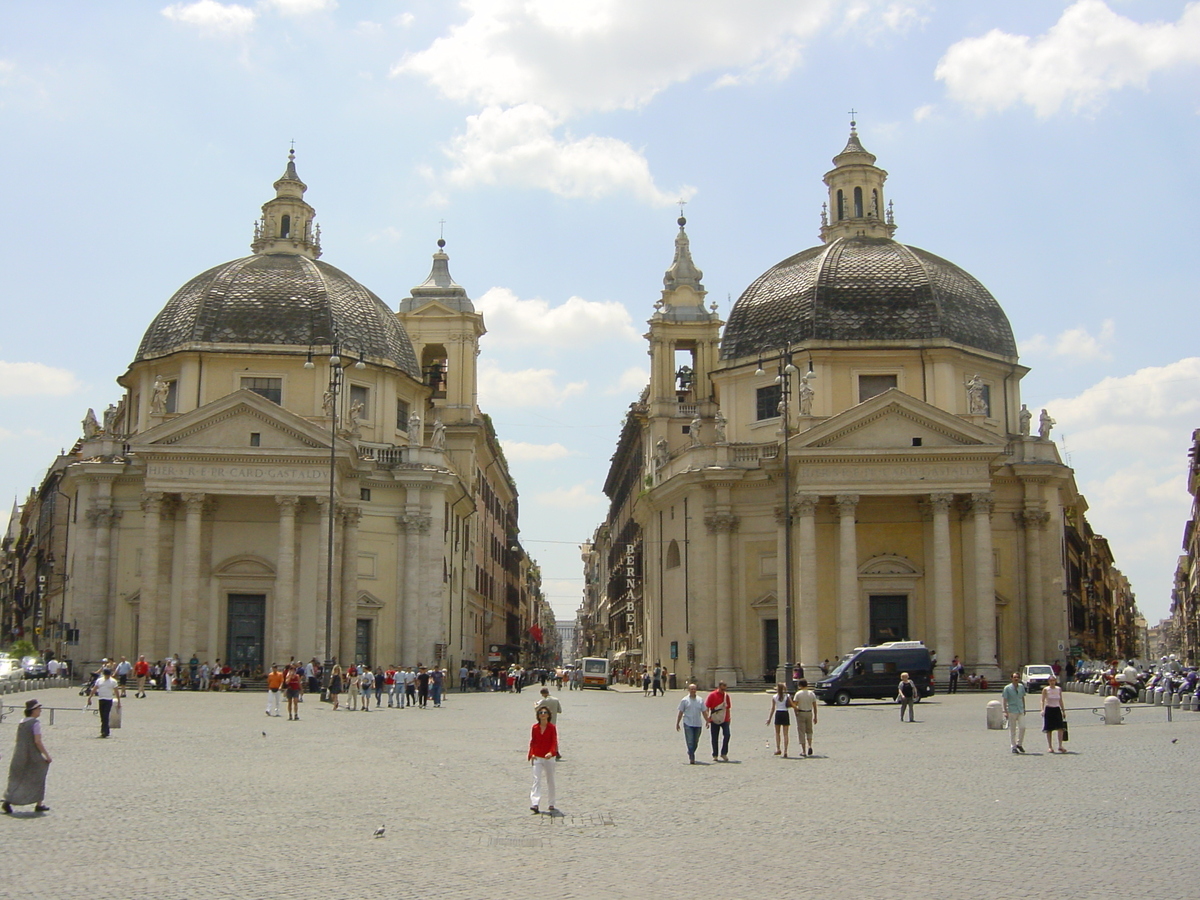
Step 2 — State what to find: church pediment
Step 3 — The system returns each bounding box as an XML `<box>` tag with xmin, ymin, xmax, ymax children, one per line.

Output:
<box><xmin>133</xmin><ymin>390</ymin><xmax>330</xmax><ymax>452</ymax></box>
<box><xmin>793</xmin><ymin>389</ymin><xmax>1000</xmax><ymax>451</ymax></box>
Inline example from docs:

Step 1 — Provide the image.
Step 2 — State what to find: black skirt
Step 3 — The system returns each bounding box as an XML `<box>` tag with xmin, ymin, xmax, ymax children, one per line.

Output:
<box><xmin>1042</xmin><ymin>706</ymin><xmax>1065</xmax><ymax>732</ymax></box>
<box><xmin>774</xmin><ymin>710</ymin><xmax>791</xmax><ymax>726</ymax></box>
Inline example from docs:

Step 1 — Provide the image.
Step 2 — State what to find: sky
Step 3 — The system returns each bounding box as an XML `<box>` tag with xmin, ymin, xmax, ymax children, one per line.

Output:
<box><xmin>1</xmin><ymin>1</ymin><xmax>1197</xmax><ymax>624</ymax></box>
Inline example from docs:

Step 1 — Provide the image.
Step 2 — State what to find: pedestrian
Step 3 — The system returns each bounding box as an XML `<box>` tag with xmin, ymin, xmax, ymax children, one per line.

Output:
<box><xmin>458</xmin><ymin>664</ymin><xmax>468</xmax><ymax>692</ymax></box>
<box><xmin>306</xmin><ymin>659</ymin><xmax>321</xmax><ymax>695</ymax></box>
<box><xmin>675</xmin><ymin>683</ymin><xmax>710</xmax><ymax>764</ymax></box>
<box><xmin>133</xmin><ymin>654</ymin><xmax>150</xmax><ymax>698</ymax></box>
<box><xmin>642</xmin><ymin>668</ymin><xmax>651</xmax><ymax>696</ymax></box>
<box><xmin>1002</xmin><ymin>672</ymin><xmax>1027</xmax><ymax>754</ymax></box>
<box><xmin>88</xmin><ymin>668</ymin><xmax>122</xmax><ymax>738</ymax></box>
<box><xmin>535</xmin><ymin>686</ymin><xmax>564</xmax><ymax>759</ymax></box>
<box><xmin>704</xmin><ymin>680</ymin><xmax>732</xmax><ymax>761</ymax></box>
<box><xmin>359</xmin><ymin>667</ymin><xmax>374</xmax><ymax>711</ymax></box>
<box><xmin>652</xmin><ymin>662</ymin><xmax>664</xmax><ymax>697</ymax></box>
<box><xmin>374</xmin><ymin>667</ymin><xmax>386</xmax><ymax>708</ymax></box>
<box><xmin>264</xmin><ymin>664</ymin><xmax>283</xmax><ymax>716</ymax></box>
<box><xmin>896</xmin><ymin>672</ymin><xmax>918</xmax><ymax>722</ymax></box>
<box><xmin>114</xmin><ymin>656</ymin><xmax>132</xmax><ymax>695</ymax></box>
<box><xmin>948</xmin><ymin>656</ymin><xmax>963</xmax><ymax>694</ymax></box>
<box><xmin>431</xmin><ymin>667</ymin><xmax>445</xmax><ymax>707</ymax></box>
<box><xmin>285</xmin><ymin>664</ymin><xmax>303</xmax><ymax>720</ymax></box>
<box><xmin>404</xmin><ymin>667</ymin><xmax>417</xmax><ymax>707</ymax></box>
<box><xmin>766</xmin><ymin>682</ymin><xmax>794</xmax><ymax>757</ymax></box>
<box><xmin>163</xmin><ymin>656</ymin><xmax>176</xmax><ymax>692</ymax></box>
<box><xmin>386</xmin><ymin>665</ymin><xmax>400</xmax><ymax>707</ymax></box>
<box><xmin>198</xmin><ymin>660</ymin><xmax>211</xmax><ymax>692</ymax></box>
<box><xmin>347</xmin><ymin>663</ymin><xmax>360</xmax><ymax>710</ymax></box>
<box><xmin>328</xmin><ymin>665</ymin><xmax>343</xmax><ymax>711</ymax></box>
<box><xmin>2</xmin><ymin>699</ymin><xmax>52</xmax><ymax>815</ymax></box>
<box><xmin>792</xmin><ymin>679</ymin><xmax>818</xmax><ymax>757</ymax></box>
<box><xmin>528</xmin><ymin>706</ymin><xmax>559</xmax><ymax>814</ymax></box>
<box><xmin>820</xmin><ymin>658</ymin><xmax>830</xmax><ymax>677</ymax></box>
<box><xmin>1041</xmin><ymin>674</ymin><xmax>1068</xmax><ymax>753</ymax></box>
<box><xmin>417</xmin><ymin>665</ymin><xmax>431</xmax><ymax>708</ymax></box>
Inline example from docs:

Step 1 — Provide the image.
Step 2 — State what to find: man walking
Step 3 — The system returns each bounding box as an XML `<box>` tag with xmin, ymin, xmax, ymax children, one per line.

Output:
<box><xmin>674</xmin><ymin>683</ymin><xmax>710</xmax><ymax>764</ymax></box>
<box><xmin>87</xmin><ymin>668</ymin><xmax>121</xmax><ymax>738</ymax></box>
<box><xmin>114</xmin><ymin>657</ymin><xmax>132</xmax><ymax>696</ymax></box>
<box><xmin>949</xmin><ymin>656</ymin><xmax>963</xmax><ymax>694</ymax></box>
<box><xmin>704</xmin><ymin>681</ymin><xmax>732</xmax><ymax>761</ymax></box>
<box><xmin>416</xmin><ymin>665</ymin><xmax>431</xmax><ymax>708</ymax></box>
<box><xmin>265</xmin><ymin>664</ymin><xmax>284</xmax><ymax>717</ymax></box>
<box><xmin>792</xmin><ymin>679</ymin><xmax>819</xmax><ymax>756</ymax></box>
<box><xmin>133</xmin><ymin>655</ymin><xmax>149</xmax><ymax>698</ymax></box>
<box><xmin>1002</xmin><ymin>671</ymin><xmax>1027</xmax><ymax>754</ymax></box>
<box><xmin>535</xmin><ymin>686</ymin><xmax>564</xmax><ymax>760</ymax></box>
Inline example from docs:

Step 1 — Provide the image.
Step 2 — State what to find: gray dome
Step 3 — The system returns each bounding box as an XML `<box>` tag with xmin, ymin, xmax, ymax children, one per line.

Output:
<box><xmin>721</xmin><ymin>236</ymin><xmax>1017</xmax><ymax>360</ymax></box>
<box><xmin>135</xmin><ymin>253</ymin><xmax>421</xmax><ymax>378</ymax></box>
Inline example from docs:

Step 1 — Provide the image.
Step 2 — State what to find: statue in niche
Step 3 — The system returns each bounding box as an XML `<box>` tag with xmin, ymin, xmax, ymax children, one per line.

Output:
<box><xmin>150</xmin><ymin>375</ymin><xmax>169</xmax><ymax>415</ymax></box>
<box><xmin>713</xmin><ymin>410</ymin><xmax>727</xmax><ymax>443</ymax></box>
<box><xmin>1019</xmin><ymin>403</ymin><xmax>1032</xmax><ymax>437</ymax></box>
<box><xmin>798</xmin><ymin>375</ymin><xmax>815</xmax><ymax>417</ymax></box>
<box><xmin>82</xmin><ymin>408</ymin><xmax>101</xmax><ymax>440</ymax></box>
<box><xmin>689</xmin><ymin>412</ymin><xmax>703</xmax><ymax>446</ymax></box>
<box><xmin>322</xmin><ymin>390</ymin><xmax>335</xmax><ymax>418</ymax></box>
<box><xmin>431</xmin><ymin>417</ymin><xmax>446</xmax><ymax>450</ymax></box>
<box><xmin>101</xmin><ymin>404</ymin><xmax>118</xmax><ymax>436</ymax></box>
<box><xmin>348</xmin><ymin>400</ymin><xmax>364</xmax><ymax>433</ymax></box>
<box><xmin>965</xmin><ymin>374</ymin><xmax>987</xmax><ymax>415</ymax></box>
<box><xmin>1038</xmin><ymin>409</ymin><xmax>1056</xmax><ymax>441</ymax></box>
<box><xmin>408</xmin><ymin>410</ymin><xmax>422</xmax><ymax>443</ymax></box>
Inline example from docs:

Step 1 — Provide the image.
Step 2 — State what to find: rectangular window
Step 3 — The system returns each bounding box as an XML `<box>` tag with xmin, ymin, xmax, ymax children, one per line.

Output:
<box><xmin>359</xmin><ymin>488</ymin><xmax>371</xmax><ymax>501</ymax></box>
<box><xmin>397</xmin><ymin>399</ymin><xmax>410</xmax><ymax>431</ymax></box>
<box><xmin>165</xmin><ymin>379</ymin><xmax>179</xmax><ymax>414</ymax></box>
<box><xmin>249</xmin><ymin>432</ymin><xmax>261</xmax><ymax>447</ymax></box>
<box><xmin>241</xmin><ymin>377</ymin><xmax>282</xmax><ymax>405</ymax></box>
<box><xmin>350</xmin><ymin>384</ymin><xmax>370</xmax><ymax>420</ymax></box>
<box><xmin>858</xmin><ymin>374</ymin><xmax>897</xmax><ymax>403</ymax></box>
<box><xmin>756</xmin><ymin>384</ymin><xmax>781</xmax><ymax>421</ymax></box>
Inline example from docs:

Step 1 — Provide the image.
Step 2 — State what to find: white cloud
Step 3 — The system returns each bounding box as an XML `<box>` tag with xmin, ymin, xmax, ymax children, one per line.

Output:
<box><xmin>1037</xmin><ymin>357</ymin><xmax>1200</xmax><ymax>620</ymax></box>
<box><xmin>260</xmin><ymin>0</ymin><xmax>336</xmax><ymax>14</ymax></box>
<box><xmin>162</xmin><ymin>1</ymin><xmax>257</xmax><ymax>35</ymax></box>
<box><xmin>1021</xmin><ymin>319</ymin><xmax>1116</xmax><ymax>361</ymax></box>
<box><xmin>477</xmin><ymin>286</ymin><xmax>641</xmax><ymax>347</ymax></box>
<box><xmin>502</xmin><ymin>440</ymin><xmax>575</xmax><ymax>461</ymax></box>
<box><xmin>606</xmin><ymin>365</ymin><xmax>649</xmax><ymax>396</ymax></box>
<box><xmin>935</xmin><ymin>0</ymin><xmax>1200</xmax><ymax>116</ymax></box>
<box><xmin>441</xmin><ymin>104</ymin><xmax>691</xmax><ymax>205</ymax></box>
<box><xmin>394</xmin><ymin>13</ymin><xmax>415</xmax><ymax>28</ymax></box>
<box><xmin>0</xmin><ymin>361</ymin><xmax>83</xmax><ymax>397</ymax></box>
<box><xmin>392</xmin><ymin>1</ymin><xmax>919</xmax><ymax>116</ymax></box>
<box><xmin>534</xmin><ymin>482</ymin><xmax>606</xmax><ymax>510</ymax></box>
<box><xmin>477</xmin><ymin>360</ymin><xmax>587</xmax><ymax>408</ymax></box>
<box><xmin>912</xmin><ymin>103</ymin><xmax>934</xmax><ymax>122</ymax></box>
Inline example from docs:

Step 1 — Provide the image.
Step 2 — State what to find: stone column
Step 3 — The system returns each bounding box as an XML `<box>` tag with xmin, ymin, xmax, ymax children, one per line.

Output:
<box><xmin>179</xmin><ymin>493</ymin><xmax>205</xmax><ymax>659</ymax></box>
<box><xmin>929</xmin><ymin>492</ymin><xmax>955</xmax><ymax>673</ymax></box>
<box><xmin>274</xmin><ymin>495</ymin><xmax>298</xmax><ymax>663</ymax></box>
<box><xmin>773</xmin><ymin>504</ymin><xmax>789</xmax><ymax>682</ymax></box>
<box><xmin>971</xmin><ymin>493</ymin><xmax>998</xmax><ymax>676</ymax></box>
<box><xmin>86</xmin><ymin>501</ymin><xmax>120</xmax><ymax>660</ymax></box>
<box><xmin>1018</xmin><ymin>508</ymin><xmax>1050</xmax><ymax>663</ymax></box>
<box><xmin>398</xmin><ymin>509</ymin><xmax>431</xmax><ymax>664</ymax></box>
<box><xmin>138</xmin><ymin>493</ymin><xmax>164</xmax><ymax>658</ymax></box>
<box><xmin>795</xmin><ymin>493</ymin><xmax>819</xmax><ymax>674</ymax></box>
<box><xmin>339</xmin><ymin>505</ymin><xmax>362</xmax><ymax>666</ymax></box>
<box><xmin>836</xmin><ymin>494</ymin><xmax>860</xmax><ymax>655</ymax></box>
<box><xmin>705</xmin><ymin>510</ymin><xmax>739</xmax><ymax>683</ymax></box>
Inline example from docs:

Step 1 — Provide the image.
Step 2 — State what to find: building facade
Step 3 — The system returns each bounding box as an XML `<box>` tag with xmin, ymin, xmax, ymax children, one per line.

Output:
<box><xmin>591</xmin><ymin>126</ymin><xmax>1129</xmax><ymax>688</ymax></box>
<box><xmin>2</xmin><ymin>154</ymin><xmax>537</xmax><ymax>674</ymax></box>
<box><xmin>1170</xmin><ymin>429</ymin><xmax>1200</xmax><ymax>664</ymax></box>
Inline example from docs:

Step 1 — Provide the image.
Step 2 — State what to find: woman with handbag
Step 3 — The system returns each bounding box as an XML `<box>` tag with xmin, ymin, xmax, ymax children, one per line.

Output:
<box><xmin>765</xmin><ymin>683</ymin><xmax>795</xmax><ymax>757</ymax></box>
<box><xmin>705</xmin><ymin>681</ymin><xmax>732</xmax><ymax>761</ymax></box>
<box><xmin>1041</xmin><ymin>674</ymin><xmax>1068</xmax><ymax>753</ymax></box>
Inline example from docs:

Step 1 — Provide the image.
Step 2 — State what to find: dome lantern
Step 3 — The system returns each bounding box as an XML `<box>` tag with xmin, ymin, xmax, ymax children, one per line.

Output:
<box><xmin>819</xmin><ymin>121</ymin><xmax>896</xmax><ymax>243</ymax></box>
<box><xmin>250</xmin><ymin>149</ymin><xmax>322</xmax><ymax>259</ymax></box>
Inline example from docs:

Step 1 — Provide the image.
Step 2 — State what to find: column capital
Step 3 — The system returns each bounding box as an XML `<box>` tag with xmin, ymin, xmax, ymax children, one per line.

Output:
<box><xmin>339</xmin><ymin>504</ymin><xmax>363</xmax><ymax>525</ymax></box>
<box><xmin>181</xmin><ymin>492</ymin><xmax>206</xmax><ymax>511</ymax></box>
<box><xmin>968</xmin><ymin>492</ymin><xmax>994</xmax><ymax>516</ymax></box>
<box><xmin>397</xmin><ymin>513</ymin><xmax>432</xmax><ymax>534</ymax></box>
<box><xmin>704</xmin><ymin>511</ymin><xmax>739</xmax><ymax>534</ymax></box>
<box><xmin>141</xmin><ymin>492</ymin><xmax>165</xmax><ymax>512</ymax></box>
<box><xmin>275</xmin><ymin>494</ymin><xmax>300</xmax><ymax>512</ymax></box>
<box><xmin>929</xmin><ymin>492</ymin><xmax>955</xmax><ymax>514</ymax></box>
<box><xmin>86</xmin><ymin>504</ymin><xmax>121</xmax><ymax>527</ymax></box>
<box><xmin>793</xmin><ymin>492</ymin><xmax>819</xmax><ymax>516</ymax></box>
<box><xmin>1014</xmin><ymin>508</ymin><xmax>1050</xmax><ymax>529</ymax></box>
<box><xmin>835</xmin><ymin>493</ymin><xmax>859</xmax><ymax>516</ymax></box>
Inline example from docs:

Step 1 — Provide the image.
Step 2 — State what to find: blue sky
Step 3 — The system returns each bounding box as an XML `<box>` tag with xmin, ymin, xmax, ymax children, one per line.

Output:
<box><xmin>2</xmin><ymin>1</ymin><xmax>1197</xmax><ymax>623</ymax></box>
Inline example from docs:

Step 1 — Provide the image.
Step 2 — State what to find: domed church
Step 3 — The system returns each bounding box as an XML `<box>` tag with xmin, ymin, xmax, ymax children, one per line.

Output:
<box><xmin>590</xmin><ymin>125</ymin><xmax>1082</xmax><ymax>687</ymax></box>
<box><xmin>43</xmin><ymin>153</ymin><xmax>532</xmax><ymax>674</ymax></box>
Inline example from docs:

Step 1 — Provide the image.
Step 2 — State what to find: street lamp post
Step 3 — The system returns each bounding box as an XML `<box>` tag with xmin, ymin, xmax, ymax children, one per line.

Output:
<box><xmin>305</xmin><ymin>341</ymin><xmax>365</xmax><ymax>699</ymax></box>
<box><xmin>757</xmin><ymin>347</ymin><xmax>815</xmax><ymax>690</ymax></box>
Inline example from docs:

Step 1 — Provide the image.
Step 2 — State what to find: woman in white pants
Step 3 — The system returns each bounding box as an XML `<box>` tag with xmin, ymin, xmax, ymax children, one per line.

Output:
<box><xmin>528</xmin><ymin>706</ymin><xmax>559</xmax><ymax>814</ymax></box>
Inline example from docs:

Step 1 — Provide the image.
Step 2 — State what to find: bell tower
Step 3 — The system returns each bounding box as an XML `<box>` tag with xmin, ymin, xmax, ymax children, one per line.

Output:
<box><xmin>819</xmin><ymin>120</ymin><xmax>897</xmax><ymax>243</ymax></box>
<box><xmin>647</xmin><ymin>215</ymin><xmax>722</xmax><ymax>421</ymax></box>
<box><xmin>251</xmin><ymin>149</ymin><xmax>322</xmax><ymax>258</ymax></box>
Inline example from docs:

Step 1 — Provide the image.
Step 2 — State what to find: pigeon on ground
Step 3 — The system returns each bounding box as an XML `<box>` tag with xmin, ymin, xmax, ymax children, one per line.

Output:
<box><xmin>373</xmin><ymin>824</ymin><xmax>386</xmax><ymax>838</ymax></box>
<box><xmin>262</xmin><ymin>731</ymin><xmax>267</xmax><ymax>737</ymax></box>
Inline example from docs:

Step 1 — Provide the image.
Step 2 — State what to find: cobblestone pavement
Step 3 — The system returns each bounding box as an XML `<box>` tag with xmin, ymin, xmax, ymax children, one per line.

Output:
<box><xmin>2</xmin><ymin>683</ymin><xmax>1197</xmax><ymax>899</ymax></box>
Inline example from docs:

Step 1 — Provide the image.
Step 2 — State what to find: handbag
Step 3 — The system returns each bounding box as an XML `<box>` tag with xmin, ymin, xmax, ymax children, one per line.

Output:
<box><xmin>1061</xmin><ymin>720</ymin><xmax>1068</xmax><ymax>742</ymax></box>
<box><xmin>111</xmin><ymin>704</ymin><xmax>123</xmax><ymax>729</ymax></box>
<box><xmin>710</xmin><ymin>702</ymin><xmax>727</xmax><ymax>725</ymax></box>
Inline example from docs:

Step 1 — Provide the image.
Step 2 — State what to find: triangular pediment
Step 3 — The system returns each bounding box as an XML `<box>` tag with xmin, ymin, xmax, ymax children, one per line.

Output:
<box><xmin>357</xmin><ymin>591</ymin><xmax>385</xmax><ymax>609</ymax></box>
<box><xmin>792</xmin><ymin>389</ymin><xmax>1002</xmax><ymax>451</ymax></box>
<box><xmin>132</xmin><ymin>390</ymin><xmax>332</xmax><ymax>452</ymax></box>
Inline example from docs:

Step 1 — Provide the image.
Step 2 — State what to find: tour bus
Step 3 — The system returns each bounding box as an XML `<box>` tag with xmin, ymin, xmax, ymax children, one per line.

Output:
<box><xmin>580</xmin><ymin>657</ymin><xmax>610</xmax><ymax>690</ymax></box>
<box><xmin>814</xmin><ymin>641</ymin><xmax>935</xmax><ymax>705</ymax></box>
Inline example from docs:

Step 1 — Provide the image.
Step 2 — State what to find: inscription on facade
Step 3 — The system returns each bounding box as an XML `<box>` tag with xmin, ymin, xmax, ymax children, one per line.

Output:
<box><xmin>795</xmin><ymin>463</ymin><xmax>985</xmax><ymax>484</ymax></box>
<box><xmin>147</xmin><ymin>463</ymin><xmax>327</xmax><ymax>482</ymax></box>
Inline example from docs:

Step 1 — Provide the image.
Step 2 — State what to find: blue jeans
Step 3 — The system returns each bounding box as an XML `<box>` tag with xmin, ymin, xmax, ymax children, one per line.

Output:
<box><xmin>683</xmin><ymin>725</ymin><xmax>702</xmax><ymax>760</ymax></box>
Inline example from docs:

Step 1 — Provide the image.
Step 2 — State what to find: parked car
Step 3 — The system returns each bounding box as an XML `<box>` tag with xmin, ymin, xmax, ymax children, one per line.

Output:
<box><xmin>0</xmin><ymin>656</ymin><xmax>19</xmax><ymax>681</ymax></box>
<box><xmin>815</xmin><ymin>641</ymin><xmax>935</xmax><ymax>705</ymax></box>
<box><xmin>1022</xmin><ymin>664</ymin><xmax>1054</xmax><ymax>693</ymax></box>
<box><xmin>20</xmin><ymin>656</ymin><xmax>49</xmax><ymax>678</ymax></box>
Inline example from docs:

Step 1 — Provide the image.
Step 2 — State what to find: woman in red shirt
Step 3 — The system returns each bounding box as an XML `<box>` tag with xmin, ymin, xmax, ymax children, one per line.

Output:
<box><xmin>527</xmin><ymin>706</ymin><xmax>558</xmax><ymax>814</ymax></box>
<box><xmin>285</xmin><ymin>665</ymin><xmax>303</xmax><ymax>721</ymax></box>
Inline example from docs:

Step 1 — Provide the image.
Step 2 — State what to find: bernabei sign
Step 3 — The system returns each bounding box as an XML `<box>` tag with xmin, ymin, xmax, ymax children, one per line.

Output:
<box><xmin>146</xmin><ymin>462</ymin><xmax>328</xmax><ymax>483</ymax></box>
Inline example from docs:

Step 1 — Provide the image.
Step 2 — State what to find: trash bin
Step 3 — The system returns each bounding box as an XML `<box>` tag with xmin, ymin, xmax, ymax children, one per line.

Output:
<box><xmin>668</xmin><ymin>672</ymin><xmax>677</xmax><ymax>691</ymax></box>
<box><xmin>986</xmin><ymin>699</ymin><xmax>1004</xmax><ymax>730</ymax></box>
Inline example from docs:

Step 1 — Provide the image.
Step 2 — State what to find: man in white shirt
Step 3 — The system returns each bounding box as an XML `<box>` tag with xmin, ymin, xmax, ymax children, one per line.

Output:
<box><xmin>674</xmin><ymin>683</ymin><xmax>710</xmax><ymax>764</ymax></box>
<box><xmin>87</xmin><ymin>668</ymin><xmax>122</xmax><ymax>738</ymax></box>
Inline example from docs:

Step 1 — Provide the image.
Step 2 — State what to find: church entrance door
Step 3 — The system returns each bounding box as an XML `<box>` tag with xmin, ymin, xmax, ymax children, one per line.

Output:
<box><xmin>869</xmin><ymin>595</ymin><xmax>908</xmax><ymax>645</ymax></box>
<box><xmin>355</xmin><ymin>619</ymin><xmax>372</xmax><ymax>666</ymax></box>
<box><xmin>763</xmin><ymin>618</ymin><xmax>779</xmax><ymax>682</ymax></box>
<box><xmin>227</xmin><ymin>594</ymin><xmax>265</xmax><ymax>672</ymax></box>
